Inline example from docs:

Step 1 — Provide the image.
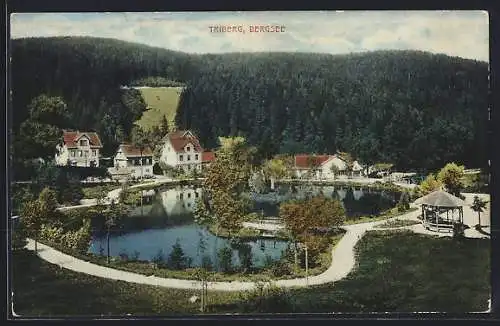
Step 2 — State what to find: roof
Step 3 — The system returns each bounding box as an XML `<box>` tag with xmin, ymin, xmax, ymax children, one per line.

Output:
<box><xmin>118</xmin><ymin>143</ymin><xmax>153</xmax><ymax>157</ymax></box>
<box><xmin>63</xmin><ymin>130</ymin><xmax>103</xmax><ymax>148</ymax></box>
<box><xmin>414</xmin><ymin>190</ymin><xmax>466</xmax><ymax>207</ymax></box>
<box><xmin>202</xmin><ymin>151</ymin><xmax>215</xmax><ymax>163</ymax></box>
<box><xmin>294</xmin><ymin>155</ymin><xmax>332</xmax><ymax>169</ymax></box>
<box><xmin>164</xmin><ymin>130</ymin><xmax>203</xmax><ymax>153</ymax></box>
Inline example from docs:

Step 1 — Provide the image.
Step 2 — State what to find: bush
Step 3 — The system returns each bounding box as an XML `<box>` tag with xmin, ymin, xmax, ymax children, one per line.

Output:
<box><xmin>217</xmin><ymin>246</ymin><xmax>233</xmax><ymax>273</ymax></box>
<box><xmin>152</xmin><ymin>162</ymin><xmax>163</xmax><ymax>175</ymax></box>
<box><xmin>118</xmin><ymin>249</ymin><xmax>130</xmax><ymax>261</ymax></box>
<box><xmin>167</xmin><ymin>240</ymin><xmax>191</xmax><ymax>270</ymax></box>
<box><xmin>11</xmin><ymin>223</ymin><xmax>28</xmax><ymax>251</ymax></box>
<box><xmin>397</xmin><ymin>191</ymin><xmax>410</xmax><ymax>212</ymax></box>
<box><xmin>236</xmin><ymin>243</ymin><xmax>253</xmax><ymax>272</ymax></box>
<box><xmin>201</xmin><ymin>255</ymin><xmax>214</xmax><ymax>271</ymax></box>
<box><xmin>271</xmin><ymin>259</ymin><xmax>292</xmax><ymax>277</ymax></box>
<box><xmin>152</xmin><ymin>249</ymin><xmax>166</xmax><ymax>268</ymax></box>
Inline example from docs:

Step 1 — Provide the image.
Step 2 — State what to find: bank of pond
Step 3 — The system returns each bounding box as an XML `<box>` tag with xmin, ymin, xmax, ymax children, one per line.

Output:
<box><xmin>86</xmin><ymin>184</ymin><xmax>403</xmax><ymax>273</ymax></box>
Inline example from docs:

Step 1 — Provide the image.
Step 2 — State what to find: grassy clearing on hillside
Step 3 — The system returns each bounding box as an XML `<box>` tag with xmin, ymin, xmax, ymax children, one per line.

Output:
<box><xmin>135</xmin><ymin>87</ymin><xmax>183</xmax><ymax>130</ymax></box>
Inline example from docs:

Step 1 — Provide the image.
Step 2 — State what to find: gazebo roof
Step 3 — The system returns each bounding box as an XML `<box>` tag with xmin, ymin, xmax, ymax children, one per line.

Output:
<box><xmin>414</xmin><ymin>190</ymin><xmax>466</xmax><ymax>208</ymax></box>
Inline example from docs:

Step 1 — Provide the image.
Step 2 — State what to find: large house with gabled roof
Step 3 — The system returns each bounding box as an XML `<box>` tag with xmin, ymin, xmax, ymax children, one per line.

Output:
<box><xmin>159</xmin><ymin>130</ymin><xmax>214</xmax><ymax>173</ymax></box>
<box><xmin>55</xmin><ymin>130</ymin><xmax>103</xmax><ymax>167</ymax></box>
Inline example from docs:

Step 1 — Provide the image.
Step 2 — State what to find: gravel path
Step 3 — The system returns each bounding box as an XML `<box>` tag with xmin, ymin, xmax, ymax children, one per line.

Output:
<box><xmin>25</xmin><ymin>208</ymin><xmax>423</xmax><ymax>291</ymax></box>
<box><xmin>30</xmin><ymin>191</ymin><xmax>489</xmax><ymax>292</ymax></box>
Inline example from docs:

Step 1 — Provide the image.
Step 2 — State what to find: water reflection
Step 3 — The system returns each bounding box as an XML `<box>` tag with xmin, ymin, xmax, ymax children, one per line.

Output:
<box><xmin>88</xmin><ymin>184</ymin><xmax>398</xmax><ymax>268</ymax></box>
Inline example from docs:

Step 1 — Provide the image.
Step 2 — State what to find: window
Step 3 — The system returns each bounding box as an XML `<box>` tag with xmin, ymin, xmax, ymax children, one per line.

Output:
<box><xmin>92</xmin><ymin>149</ymin><xmax>97</xmax><ymax>156</ymax></box>
<box><xmin>188</xmin><ymin>193</ymin><xmax>191</xmax><ymax>198</ymax></box>
<box><xmin>187</xmin><ymin>155</ymin><xmax>191</xmax><ymax>161</ymax></box>
<box><xmin>79</xmin><ymin>150</ymin><xmax>83</xmax><ymax>157</ymax></box>
<box><xmin>195</xmin><ymin>154</ymin><xmax>199</xmax><ymax>160</ymax></box>
<box><xmin>187</xmin><ymin>203</ymin><xmax>191</xmax><ymax>208</ymax></box>
<box><xmin>179</xmin><ymin>154</ymin><xmax>184</xmax><ymax>162</ymax></box>
<box><xmin>187</xmin><ymin>165</ymin><xmax>191</xmax><ymax>171</ymax></box>
<box><xmin>71</xmin><ymin>150</ymin><xmax>76</xmax><ymax>157</ymax></box>
<box><xmin>145</xmin><ymin>169</ymin><xmax>150</xmax><ymax>173</ymax></box>
<box><xmin>84</xmin><ymin>150</ymin><xmax>89</xmax><ymax>157</ymax></box>
<box><xmin>79</xmin><ymin>139</ymin><xmax>88</xmax><ymax>146</ymax></box>
<box><xmin>195</xmin><ymin>192</ymin><xmax>199</xmax><ymax>198</ymax></box>
<box><xmin>180</xmin><ymin>193</ymin><xmax>184</xmax><ymax>200</ymax></box>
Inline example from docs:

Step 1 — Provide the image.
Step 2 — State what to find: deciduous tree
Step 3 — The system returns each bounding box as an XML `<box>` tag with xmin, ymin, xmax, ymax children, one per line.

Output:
<box><xmin>437</xmin><ymin>162</ymin><xmax>465</xmax><ymax>197</ymax></box>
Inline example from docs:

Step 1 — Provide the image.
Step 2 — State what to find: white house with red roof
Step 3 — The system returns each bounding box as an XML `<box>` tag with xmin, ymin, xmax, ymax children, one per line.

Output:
<box><xmin>55</xmin><ymin>130</ymin><xmax>103</xmax><ymax>167</ymax></box>
<box><xmin>294</xmin><ymin>154</ymin><xmax>366</xmax><ymax>179</ymax></box>
<box><xmin>113</xmin><ymin>143</ymin><xmax>155</xmax><ymax>179</ymax></box>
<box><xmin>294</xmin><ymin>154</ymin><xmax>349</xmax><ymax>179</ymax></box>
<box><xmin>159</xmin><ymin>130</ymin><xmax>215</xmax><ymax>173</ymax></box>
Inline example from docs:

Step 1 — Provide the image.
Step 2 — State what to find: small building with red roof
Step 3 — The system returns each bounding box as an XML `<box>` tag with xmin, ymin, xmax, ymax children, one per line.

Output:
<box><xmin>113</xmin><ymin>143</ymin><xmax>155</xmax><ymax>179</ymax></box>
<box><xmin>55</xmin><ymin>130</ymin><xmax>103</xmax><ymax>167</ymax></box>
<box><xmin>293</xmin><ymin>154</ymin><xmax>349</xmax><ymax>179</ymax></box>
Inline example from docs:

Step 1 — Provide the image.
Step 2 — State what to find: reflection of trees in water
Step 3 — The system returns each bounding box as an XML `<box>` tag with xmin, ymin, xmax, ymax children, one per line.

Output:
<box><xmin>343</xmin><ymin>189</ymin><xmax>397</xmax><ymax>218</ymax></box>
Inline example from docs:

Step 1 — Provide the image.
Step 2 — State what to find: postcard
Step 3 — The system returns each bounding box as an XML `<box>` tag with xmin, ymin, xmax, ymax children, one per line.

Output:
<box><xmin>8</xmin><ymin>10</ymin><xmax>491</xmax><ymax>317</ymax></box>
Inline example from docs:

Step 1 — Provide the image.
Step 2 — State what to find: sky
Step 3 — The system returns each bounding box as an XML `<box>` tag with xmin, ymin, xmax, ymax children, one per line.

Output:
<box><xmin>10</xmin><ymin>11</ymin><xmax>489</xmax><ymax>62</ymax></box>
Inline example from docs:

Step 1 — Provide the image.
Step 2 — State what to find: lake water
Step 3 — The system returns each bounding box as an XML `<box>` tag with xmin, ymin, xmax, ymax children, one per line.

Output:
<box><xmin>88</xmin><ymin>184</ymin><xmax>398</xmax><ymax>269</ymax></box>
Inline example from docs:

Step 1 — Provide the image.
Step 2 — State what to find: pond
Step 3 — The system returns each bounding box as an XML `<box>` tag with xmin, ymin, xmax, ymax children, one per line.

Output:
<box><xmin>88</xmin><ymin>184</ymin><xmax>399</xmax><ymax>269</ymax></box>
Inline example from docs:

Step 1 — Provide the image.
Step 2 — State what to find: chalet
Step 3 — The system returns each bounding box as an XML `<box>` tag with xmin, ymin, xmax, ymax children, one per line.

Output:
<box><xmin>113</xmin><ymin>143</ymin><xmax>154</xmax><ymax>179</ymax></box>
<box><xmin>293</xmin><ymin>154</ymin><xmax>367</xmax><ymax>179</ymax></box>
<box><xmin>159</xmin><ymin>130</ymin><xmax>204</xmax><ymax>173</ymax></box>
<box><xmin>55</xmin><ymin>130</ymin><xmax>103</xmax><ymax>167</ymax></box>
<box><xmin>293</xmin><ymin>154</ymin><xmax>348</xmax><ymax>179</ymax></box>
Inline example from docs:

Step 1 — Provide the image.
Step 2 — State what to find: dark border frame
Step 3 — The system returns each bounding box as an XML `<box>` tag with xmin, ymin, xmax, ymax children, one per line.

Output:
<box><xmin>2</xmin><ymin>0</ymin><xmax>498</xmax><ymax>322</ymax></box>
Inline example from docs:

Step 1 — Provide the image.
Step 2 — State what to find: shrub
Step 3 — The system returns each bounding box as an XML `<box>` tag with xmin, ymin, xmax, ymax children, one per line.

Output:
<box><xmin>397</xmin><ymin>191</ymin><xmax>410</xmax><ymax>212</ymax></box>
<box><xmin>271</xmin><ymin>259</ymin><xmax>292</xmax><ymax>277</ymax></box>
<box><xmin>131</xmin><ymin>250</ymin><xmax>141</xmax><ymax>261</ymax></box>
<box><xmin>167</xmin><ymin>240</ymin><xmax>191</xmax><ymax>270</ymax></box>
<box><xmin>236</xmin><ymin>243</ymin><xmax>253</xmax><ymax>272</ymax></box>
<box><xmin>217</xmin><ymin>246</ymin><xmax>233</xmax><ymax>273</ymax></box>
<box><xmin>152</xmin><ymin>249</ymin><xmax>166</xmax><ymax>268</ymax></box>
<box><xmin>11</xmin><ymin>223</ymin><xmax>28</xmax><ymax>251</ymax></box>
<box><xmin>201</xmin><ymin>255</ymin><xmax>214</xmax><ymax>271</ymax></box>
<box><xmin>118</xmin><ymin>249</ymin><xmax>130</xmax><ymax>261</ymax></box>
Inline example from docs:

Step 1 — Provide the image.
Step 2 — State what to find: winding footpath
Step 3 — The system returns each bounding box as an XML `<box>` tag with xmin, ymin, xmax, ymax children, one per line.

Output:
<box><xmin>27</xmin><ymin>181</ymin><xmax>490</xmax><ymax>292</ymax></box>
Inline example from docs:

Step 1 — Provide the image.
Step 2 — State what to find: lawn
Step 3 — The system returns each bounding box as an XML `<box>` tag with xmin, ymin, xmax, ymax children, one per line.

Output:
<box><xmin>135</xmin><ymin>87</ymin><xmax>183</xmax><ymax>131</ymax></box>
<box><xmin>11</xmin><ymin>249</ymin><xmax>239</xmax><ymax>317</ymax></box>
<box><xmin>12</xmin><ymin>230</ymin><xmax>490</xmax><ymax>315</ymax></box>
<box><xmin>343</xmin><ymin>207</ymin><xmax>418</xmax><ymax>225</ymax></box>
<box><xmin>210</xmin><ymin>230</ymin><xmax>491</xmax><ymax>313</ymax></box>
<box><xmin>81</xmin><ymin>184</ymin><xmax>120</xmax><ymax>199</ymax></box>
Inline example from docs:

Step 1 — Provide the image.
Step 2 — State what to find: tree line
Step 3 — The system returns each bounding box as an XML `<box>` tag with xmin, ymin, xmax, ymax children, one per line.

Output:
<box><xmin>11</xmin><ymin>37</ymin><xmax>488</xmax><ymax>173</ymax></box>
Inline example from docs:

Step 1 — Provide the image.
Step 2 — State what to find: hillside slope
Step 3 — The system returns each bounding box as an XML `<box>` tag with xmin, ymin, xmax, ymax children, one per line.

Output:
<box><xmin>134</xmin><ymin>87</ymin><xmax>183</xmax><ymax>131</ymax></box>
<box><xmin>11</xmin><ymin>37</ymin><xmax>489</xmax><ymax>170</ymax></box>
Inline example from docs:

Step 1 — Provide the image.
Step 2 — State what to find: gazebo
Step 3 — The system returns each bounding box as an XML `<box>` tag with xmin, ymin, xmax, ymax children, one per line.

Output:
<box><xmin>414</xmin><ymin>190</ymin><xmax>466</xmax><ymax>233</ymax></box>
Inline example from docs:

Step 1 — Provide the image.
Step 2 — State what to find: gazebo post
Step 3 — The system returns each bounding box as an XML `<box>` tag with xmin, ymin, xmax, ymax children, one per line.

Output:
<box><xmin>421</xmin><ymin>204</ymin><xmax>425</xmax><ymax>227</ymax></box>
<box><xmin>436</xmin><ymin>207</ymin><xmax>439</xmax><ymax>232</ymax></box>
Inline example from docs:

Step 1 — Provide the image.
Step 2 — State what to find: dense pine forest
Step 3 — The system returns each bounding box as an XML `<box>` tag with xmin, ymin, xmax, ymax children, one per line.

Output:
<box><xmin>11</xmin><ymin>36</ymin><xmax>489</xmax><ymax>172</ymax></box>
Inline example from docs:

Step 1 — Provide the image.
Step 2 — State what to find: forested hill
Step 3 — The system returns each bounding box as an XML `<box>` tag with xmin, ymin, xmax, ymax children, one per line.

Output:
<box><xmin>11</xmin><ymin>37</ymin><xmax>488</xmax><ymax>170</ymax></box>
<box><xmin>176</xmin><ymin>50</ymin><xmax>488</xmax><ymax>171</ymax></box>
